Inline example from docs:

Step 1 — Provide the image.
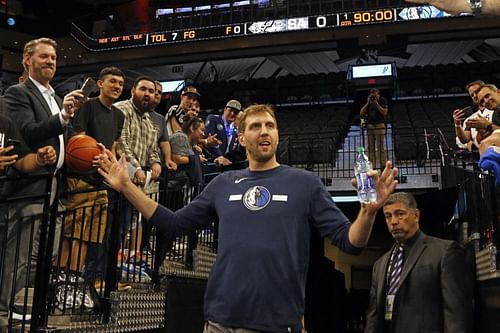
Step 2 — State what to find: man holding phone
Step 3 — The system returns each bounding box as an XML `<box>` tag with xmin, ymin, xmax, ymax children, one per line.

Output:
<box><xmin>2</xmin><ymin>37</ymin><xmax>85</xmax><ymax>320</ymax></box>
<box><xmin>454</xmin><ymin>80</ymin><xmax>495</xmax><ymax>150</ymax></box>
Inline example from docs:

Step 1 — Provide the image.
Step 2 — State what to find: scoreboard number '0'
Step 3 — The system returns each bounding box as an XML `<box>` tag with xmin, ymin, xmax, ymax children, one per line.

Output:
<box><xmin>316</xmin><ymin>16</ymin><xmax>327</xmax><ymax>28</ymax></box>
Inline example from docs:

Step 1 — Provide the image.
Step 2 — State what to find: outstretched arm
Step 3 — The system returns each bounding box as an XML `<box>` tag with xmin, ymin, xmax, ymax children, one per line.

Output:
<box><xmin>97</xmin><ymin>149</ymin><xmax>158</xmax><ymax>219</ymax></box>
<box><xmin>348</xmin><ymin>161</ymin><xmax>398</xmax><ymax>247</ymax></box>
<box><xmin>405</xmin><ymin>0</ymin><xmax>500</xmax><ymax>15</ymax></box>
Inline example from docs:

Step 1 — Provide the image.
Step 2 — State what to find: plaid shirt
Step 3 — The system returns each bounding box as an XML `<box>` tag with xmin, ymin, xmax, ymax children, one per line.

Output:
<box><xmin>114</xmin><ymin>99</ymin><xmax>160</xmax><ymax>168</ymax></box>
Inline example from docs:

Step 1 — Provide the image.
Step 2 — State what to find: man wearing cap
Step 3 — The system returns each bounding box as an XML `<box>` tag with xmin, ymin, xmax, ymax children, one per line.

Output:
<box><xmin>165</xmin><ymin>85</ymin><xmax>200</xmax><ymax>136</ymax></box>
<box><xmin>204</xmin><ymin>99</ymin><xmax>244</xmax><ymax>167</ymax></box>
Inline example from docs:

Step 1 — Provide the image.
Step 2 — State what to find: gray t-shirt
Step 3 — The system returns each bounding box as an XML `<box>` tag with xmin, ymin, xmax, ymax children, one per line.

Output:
<box><xmin>169</xmin><ymin>132</ymin><xmax>190</xmax><ymax>157</ymax></box>
<box><xmin>149</xmin><ymin>111</ymin><xmax>169</xmax><ymax>143</ymax></box>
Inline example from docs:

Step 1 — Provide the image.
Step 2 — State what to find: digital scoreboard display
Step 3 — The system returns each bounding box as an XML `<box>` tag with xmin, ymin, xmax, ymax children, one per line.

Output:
<box><xmin>71</xmin><ymin>6</ymin><xmax>467</xmax><ymax>51</ymax></box>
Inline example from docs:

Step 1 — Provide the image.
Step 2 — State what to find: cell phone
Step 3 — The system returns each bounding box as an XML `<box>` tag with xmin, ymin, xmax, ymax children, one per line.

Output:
<box><xmin>5</xmin><ymin>139</ymin><xmax>20</xmax><ymax>147</ymax></box>
<box><xmin>81</xmin><ymin>77</ymin><xmax>96</xmax><ymax>99</ymax></box>
<box><xmin>461</xmin><ymin>106</ymin><xmax>474</xmax><ymax>119</ymax></box>
<box><xmin>0</xmin><ymin>139</ymin><xmax>20</xmax><ymax>155</ymax></box>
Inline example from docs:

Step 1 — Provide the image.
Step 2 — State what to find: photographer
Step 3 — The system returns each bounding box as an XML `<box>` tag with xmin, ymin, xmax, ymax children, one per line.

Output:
<box><xmin>360</xmin><ymin>88</ymin><xmax>388</xmax><ymax>168</ymax></box>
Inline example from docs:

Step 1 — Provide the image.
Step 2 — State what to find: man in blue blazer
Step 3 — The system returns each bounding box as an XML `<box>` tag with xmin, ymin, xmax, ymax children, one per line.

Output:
<box><xmin>365</xmin><ymin>192</ymin><xmax>473</xmax><ymax>333</ymax></box>
<box><xmin>204</xmin><ymin>99</ymin><xmax>243</xmax><ymax>167</ymax></box>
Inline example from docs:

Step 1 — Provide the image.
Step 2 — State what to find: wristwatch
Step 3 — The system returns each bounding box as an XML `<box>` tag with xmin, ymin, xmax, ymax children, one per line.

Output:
<box><xmin>468</xmin><ymin>0</ymin><xmax>483</xmax><ymax>15</ymax></box>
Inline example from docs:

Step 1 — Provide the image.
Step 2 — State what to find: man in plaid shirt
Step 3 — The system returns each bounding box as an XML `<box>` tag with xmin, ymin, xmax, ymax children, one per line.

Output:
<box><xmin>113</xmin><ymin>76</ymin><xmax>161</xmax><ymax>279</ymax></box>
<box><xmin>115</xmin><ymin>76</ymin><xmax>161</xmax><ymax>183</ymax></box>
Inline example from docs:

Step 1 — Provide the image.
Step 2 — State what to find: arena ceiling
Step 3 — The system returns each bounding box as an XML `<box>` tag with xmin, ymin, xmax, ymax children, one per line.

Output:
<box><xmin>1</xmin><ymin>1</ymin><xmax>500</xmax><ymax>90</ymax></box>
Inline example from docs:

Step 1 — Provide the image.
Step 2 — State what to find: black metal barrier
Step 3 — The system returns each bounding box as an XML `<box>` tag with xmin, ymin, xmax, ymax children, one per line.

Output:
<box><xmin>0</xmin><ymin>169</ymin><xmax>218</xmax><ymax>332</ymax></box>
<box><xmin>0</xmin><ymin>172</ymin><xmax>55</xmax><ymax>332</ymax></box>
<box><xmin>441</xmin><ymin>158</ymin><xmax>500</xmax><ymax>333</ymax></box>
<box><xmin>441</xmin><ymin>158</ymin><xmax>499</xmax><ymax>263</ymax></box>
<box><xmin>279</xmin><ymin>124</ymin><xmax>447</xmax><ymax>188</ymax></box>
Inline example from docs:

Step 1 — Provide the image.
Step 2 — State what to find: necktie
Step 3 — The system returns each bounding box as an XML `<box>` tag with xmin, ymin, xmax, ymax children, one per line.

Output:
<box><xmin>388</xmin><ymin>243</ymin><xmax>404</xmax><ymax>295</ymax></box>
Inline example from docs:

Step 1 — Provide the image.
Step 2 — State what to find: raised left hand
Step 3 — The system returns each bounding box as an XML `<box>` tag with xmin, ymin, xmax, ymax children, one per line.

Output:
<box><xmin>351</xmin><ymin>161</ymin><xmax>398</xmax><ymax>214</ymax></box>
<box><xmin>97</xmin><ymin>150</ymin><xmax>131</xmax><ymax>192</ymax></box>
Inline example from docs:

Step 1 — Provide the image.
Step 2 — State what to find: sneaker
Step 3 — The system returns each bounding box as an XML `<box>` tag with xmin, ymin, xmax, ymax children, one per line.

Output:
<box><xmin>53</xmin><ymin>273</ymin><xmax>97</xmax><ymax>313</ymax></box>
<box><xmin>11</xmin><ymin>312</ymin><xmax>31</xmax><ymax>321</ymax></box>
<box><xmin>121</xmin><ymin>264</ymin><xmax>152</xmax><ymax>283</ymax></box>
<box><xmin>118</xmin><ymin>282</ymin><xmax>132</xmax><ymax>291</ymax></box>
<box><xmin>78</xmin><ymin>283</ymin><xmax>99</xmax><ymax>310</ymax></box>
<box><xmin>54</xmin><ymin>282</ymin><xmax>80</xmax><ymax>312</ymax></box>
<box><xmin>130</xmin><ymin>258</ymin><xmax>152</xmax><ymax>277</ymax></box>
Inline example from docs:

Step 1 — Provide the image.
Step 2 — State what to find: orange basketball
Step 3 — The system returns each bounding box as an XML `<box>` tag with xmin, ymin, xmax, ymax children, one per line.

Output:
<box><xmin>65</xmin><ymin>134</ymin><xmax>102</xmax><ymax>172</ymax></box>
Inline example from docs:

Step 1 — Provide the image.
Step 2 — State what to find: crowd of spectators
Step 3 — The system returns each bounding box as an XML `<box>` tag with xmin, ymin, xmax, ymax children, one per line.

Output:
<box><xmin>0</xmin><ymin>37</ymin><xmax>248</xmax><ymax>326</ymax></box>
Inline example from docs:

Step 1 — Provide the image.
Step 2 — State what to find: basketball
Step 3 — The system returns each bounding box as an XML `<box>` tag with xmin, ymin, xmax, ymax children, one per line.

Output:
<box><xmin>65</xmin><ymin>134</ymin><xmax>102</xmax><ymax>172</ymax></box>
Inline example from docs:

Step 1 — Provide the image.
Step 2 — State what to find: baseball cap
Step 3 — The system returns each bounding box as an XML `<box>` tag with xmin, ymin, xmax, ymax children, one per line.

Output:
<box><xmin>226</xmin><ymin>99</ymin><xmax>242</xmax><ymax>112</ymax></box>
<box><xmin>181</xmin><ymin>86</ymin><xmax>200</xmax><ymax>98</ymax></box>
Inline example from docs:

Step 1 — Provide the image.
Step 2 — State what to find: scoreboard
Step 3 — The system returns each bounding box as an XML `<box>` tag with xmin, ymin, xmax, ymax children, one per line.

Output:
<box><xmin>71</xmin><ymin>6</ymin><xmax>468</xmax><ymax>51</ymax></box>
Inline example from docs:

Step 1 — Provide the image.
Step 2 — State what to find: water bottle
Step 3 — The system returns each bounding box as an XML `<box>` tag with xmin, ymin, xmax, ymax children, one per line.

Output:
<box><xmin>354</xmin><ymin>147</ymin><xmax>377</xmax><ymax>203</ymax></box>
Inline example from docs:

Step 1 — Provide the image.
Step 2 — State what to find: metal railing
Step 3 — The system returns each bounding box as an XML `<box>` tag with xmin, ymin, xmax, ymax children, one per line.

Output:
<box><xmin>0</xmin><ymin>170</ymin><xmax>218</xmax><ymax>332</ymax></box>
<box><xmin>280</xmin><ymin>124</ymin><xmax>447</xmax><ymax>192</ymax></box>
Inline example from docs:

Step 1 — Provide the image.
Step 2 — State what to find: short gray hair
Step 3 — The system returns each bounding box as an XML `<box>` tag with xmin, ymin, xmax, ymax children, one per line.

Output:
<box><xmin>383</xmin><ymin>192</ymin><xmax>418</xmax><ymax>210</ymax></box>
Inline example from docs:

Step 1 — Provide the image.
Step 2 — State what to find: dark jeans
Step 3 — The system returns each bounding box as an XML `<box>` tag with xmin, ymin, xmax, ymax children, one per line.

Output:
<box><xmin>0</xmin><ymin>204</ymin><xmax>42</xmax><ymax>318</ymax></box>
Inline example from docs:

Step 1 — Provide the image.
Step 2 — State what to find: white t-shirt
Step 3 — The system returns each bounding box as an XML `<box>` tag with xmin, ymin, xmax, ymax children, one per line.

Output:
<box><xmin>463</xmin><ymin>108</ymin><xmax>495</xmax><ymax>148</ymax></box>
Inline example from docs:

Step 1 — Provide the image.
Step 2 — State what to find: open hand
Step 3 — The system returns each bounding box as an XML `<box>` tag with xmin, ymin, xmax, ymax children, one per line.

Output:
<box><xmin>97</xmin><ymin>150</ymin><xmax>132</xmax><ymax>192</ymax></box>
<box><xmin>404</xmin><ymin>0</ymin><xmax>470</xmax><ymax>14</ymax></box>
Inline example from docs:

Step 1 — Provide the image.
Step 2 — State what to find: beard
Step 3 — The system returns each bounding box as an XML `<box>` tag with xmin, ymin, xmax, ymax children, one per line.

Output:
<box><xmin>33</xmin><ymin>65</ymin><xmax>55</xmax><ymax>82</ymax></box>
<box><xmin>133</xmin><ymin>95</ymin><xmax>151</xmax><ymax>112</ymax></box>
<box><xmin>249</xmin><ymin>144</ymin><xmax>277</xmax><ymax>163</ymax></box>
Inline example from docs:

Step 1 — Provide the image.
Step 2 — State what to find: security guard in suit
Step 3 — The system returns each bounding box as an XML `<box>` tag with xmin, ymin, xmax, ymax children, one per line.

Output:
<box><xmin>365</xmin><ymin>192</ymin><xmax>473</xmax><ymax>333</ymax></box>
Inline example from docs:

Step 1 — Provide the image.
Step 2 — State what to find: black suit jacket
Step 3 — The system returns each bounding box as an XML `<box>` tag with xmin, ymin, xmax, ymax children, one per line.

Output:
<box><xmin>364</xmin><ymin>232</ymin><xmax>473</xmax><ymax>333</ymax></box>
<box><xmin>3</xmin><ymin>79</ymin><xmax>66</xmax><ymax>197</ymax></box>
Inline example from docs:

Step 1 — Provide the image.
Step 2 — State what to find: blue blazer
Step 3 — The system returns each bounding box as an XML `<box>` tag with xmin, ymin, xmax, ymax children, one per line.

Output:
<box><xmin>204</xmin><ymin>114</ymin><xmax>231</xmax><ymax>158</ymax></box>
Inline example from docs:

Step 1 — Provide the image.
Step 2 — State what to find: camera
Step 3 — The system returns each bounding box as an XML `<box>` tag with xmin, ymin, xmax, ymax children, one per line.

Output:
<box><xmin>369</xmin><ymin>96</ymin><xmax>376</xmax><ymax>101</ymax></box>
